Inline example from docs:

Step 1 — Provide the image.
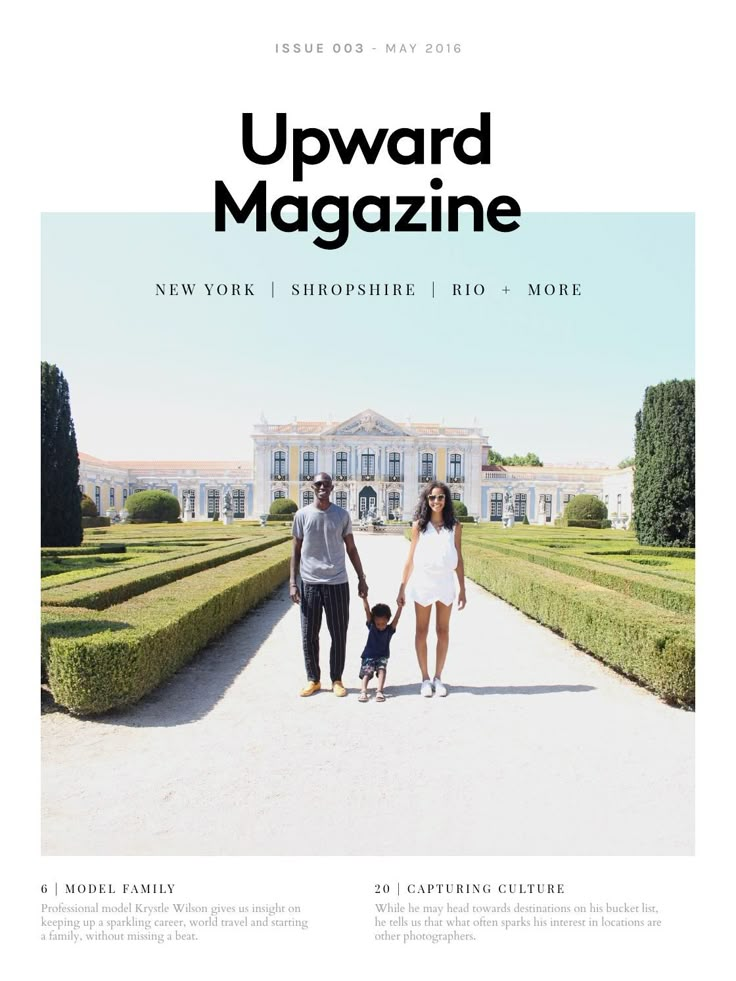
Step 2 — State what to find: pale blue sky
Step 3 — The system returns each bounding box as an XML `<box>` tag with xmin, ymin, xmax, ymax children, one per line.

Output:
<box><xmin>41</xmin><ymin>212</ymin><xmax>693</xmax><ymax>465</ymax></box>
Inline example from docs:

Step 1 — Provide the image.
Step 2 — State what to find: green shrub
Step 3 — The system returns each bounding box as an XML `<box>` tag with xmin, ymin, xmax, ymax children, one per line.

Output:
<box><xmin>82</xmin><ymin>516</ymin><xmax>111</xmax><ymax>528</ymax></box>
<box><xmin>564</xmin><ymin>494</ymin><xmax>608</xmax><ymax>521</ymax></box>
<box><xmin>126</xmin><ymin>490</ymin><xmax>181</xmax><ymax>523</ymax></box>
<box><xmin>567</xmin><ymin>518</ymin><xmax>609</xmax><ymax>529</ymax></box>
<box><xmin>452</xmin><ymin>500</ymin><xmax>468</xmax><ymax>517</ymax></box>
<box><xmin>270</xmin><ymin>497</ymin><xmax>298</xmax><ymax>516</ymax></box>
<box><xmin>42</xmin><ymin>542</ymin><xmax>291</xmax><ymax>714</ymax></box>
<box><xmin>42</xmin><ymin>534</ymin><xmax>291</xmax><ymax>610</ymax></box>
<box><xmin>80</xmin><ymin>494</ymin><xmax>98</xmax><ymax>517</ymax></box>
<box><xmin>456</xmin><ymin>515</ymin><xmax>475</xmax><ymax>522</ymax></box>
<box><xmin>467</xmin><ymin>537</ymin><xmax>694</xmax><ymax>613</ymax></box>
<box><xmin>463</xmin><ymin>543</ymin><xmax>694</xmax><ymax>706</ymax></box>
<box><xmin>522</xmin><ymin>515</ymin><xmax>530</xmax><ymax>525</ymax></box>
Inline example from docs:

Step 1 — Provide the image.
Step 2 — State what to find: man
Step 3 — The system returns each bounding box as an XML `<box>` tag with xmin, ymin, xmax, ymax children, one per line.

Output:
<box><xmin>290</xmin><ymin>472</ymin><xmax>368</xmax><ymax>697</ymax></box>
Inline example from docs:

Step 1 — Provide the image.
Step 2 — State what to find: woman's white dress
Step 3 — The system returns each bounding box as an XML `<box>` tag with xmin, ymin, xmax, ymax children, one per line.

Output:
<box><xmin>406</xmin><ymin>524</ymin><xmax>458</xmax><ymax>607</ymax></box>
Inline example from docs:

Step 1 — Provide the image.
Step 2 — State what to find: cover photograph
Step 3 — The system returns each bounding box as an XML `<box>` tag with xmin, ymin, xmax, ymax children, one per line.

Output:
<box><xmin>8</xmin><ymin>1</ymin><xmax>730</xmax><ymax>978</ymax></box>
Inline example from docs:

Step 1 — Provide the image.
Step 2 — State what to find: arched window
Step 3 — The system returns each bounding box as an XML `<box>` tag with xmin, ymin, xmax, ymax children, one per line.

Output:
<box><xmin>302</xmin><ymin>452</ymin><xmax>315</xmax><ymax>480</ymax></box>
<box><xmin>361</xmin><ymin>452</ymin><xmax>375</xmax><ymax>479</ymax></box>
<box><xmin>335</xmin><ymin>452</ymin><xmax>348</xmax><ymax>478</ymax></box>
<box><xmin>273</xmin><ymin>451</ymin><xmax>287</xmax><ymax>479</ymax></box>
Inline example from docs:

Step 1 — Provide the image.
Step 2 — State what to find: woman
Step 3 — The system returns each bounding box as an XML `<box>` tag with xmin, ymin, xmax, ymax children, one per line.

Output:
<box><xmin>397</xmin><ymin>481</ymin><xmax>466</xmax><ymax>696</ymax></box>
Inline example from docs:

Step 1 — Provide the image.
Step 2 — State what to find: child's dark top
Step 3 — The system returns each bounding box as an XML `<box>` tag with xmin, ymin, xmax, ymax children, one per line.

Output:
<box><xmin>361</xmin><ymin>622</ymin><xmax>395</xmax><ymax>660</ymax></box>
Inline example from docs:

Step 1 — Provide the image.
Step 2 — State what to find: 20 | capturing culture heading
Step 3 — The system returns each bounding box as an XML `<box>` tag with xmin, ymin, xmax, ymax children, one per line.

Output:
<box><xmin>215</xmin><ymin>112</ymin><xmax>521</xmax><ymax>249</ymax></box>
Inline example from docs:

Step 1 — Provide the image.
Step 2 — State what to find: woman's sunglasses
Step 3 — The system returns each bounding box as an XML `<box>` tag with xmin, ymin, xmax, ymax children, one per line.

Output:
<box><xmin>428</xmin><ymin>494</ymin><xmax>445</xmax><ymax>501</ymax></box>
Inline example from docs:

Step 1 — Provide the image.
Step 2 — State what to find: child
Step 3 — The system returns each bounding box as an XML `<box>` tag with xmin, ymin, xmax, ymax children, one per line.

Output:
<box><xmin>358</xmin><ymin>597</ymin><xmax>402</xmax><ymax>702</ymax></box>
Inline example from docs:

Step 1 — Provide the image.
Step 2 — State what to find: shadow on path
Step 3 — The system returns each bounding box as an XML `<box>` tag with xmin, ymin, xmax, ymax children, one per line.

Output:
<box><xmin>369</xmin><ymin>683</ymin><xmax>597</xmax><ymax>698</ymax></box>
<box><xmin>80</xmin><ymin>584</ymin><xmax>295</xmax><ymax>729</ymax></box>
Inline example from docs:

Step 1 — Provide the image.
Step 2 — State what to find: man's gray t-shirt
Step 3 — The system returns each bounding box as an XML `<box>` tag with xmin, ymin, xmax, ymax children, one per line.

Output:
<box><xmin>292</xmin><ymin>503</ymin><xmax>353</xmax><ymax>585</ymax></box>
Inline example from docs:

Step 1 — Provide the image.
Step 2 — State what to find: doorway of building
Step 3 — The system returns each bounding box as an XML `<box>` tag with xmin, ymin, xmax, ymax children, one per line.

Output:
<box><xmin>359</xmin><ymin>486</ymin><xmax>377</xmax><ymax>517</ymax></box>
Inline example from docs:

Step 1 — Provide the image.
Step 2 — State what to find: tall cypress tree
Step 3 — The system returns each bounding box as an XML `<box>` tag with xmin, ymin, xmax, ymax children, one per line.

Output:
<box><xmin>41</xmin><ymin>362</ymin><xmax>83</xmax><ymax>546</ymax></box>
<box><xmin>633</xmin><ymin>379</ymin><xmax>695</xmax><ymax>547</ymax></box>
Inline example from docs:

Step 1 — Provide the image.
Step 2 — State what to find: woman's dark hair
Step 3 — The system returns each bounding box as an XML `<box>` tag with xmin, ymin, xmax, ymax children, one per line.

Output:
<box><xmin>414</xmin><ymin>481</ymin><xmax>457</xmax><ymax>532</ymax></box>
<box><xmin>371</xmin><ymin>603</ymin><xmax>392</xmax><ymax>620</ymax></box>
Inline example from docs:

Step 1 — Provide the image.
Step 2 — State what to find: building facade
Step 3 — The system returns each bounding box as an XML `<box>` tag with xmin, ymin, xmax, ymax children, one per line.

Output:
<box><xmin>77</xmin><ymin>409</ymin><xmax>633</xmax><ymax>524</ymax></box>
<box><xmin>78</xmin><ymin>452</ymin><xmax>254</xmax><ymax>520</ymax></box>
<box><xmin>252</xmin><ymin>409</ymin><xmax>485</xmax><ymax>520</ymax></box>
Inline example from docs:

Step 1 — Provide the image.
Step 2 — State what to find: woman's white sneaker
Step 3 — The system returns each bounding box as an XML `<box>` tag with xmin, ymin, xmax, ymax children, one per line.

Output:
<box><xmin>433</xmin><ymin>678</ymin><xmax>447</xmax><ymax>697</ymax></box>
<box><xmin>420</xmin><ymin>680</ymin><xmax>434</xmax><ymax>697</ymax></box>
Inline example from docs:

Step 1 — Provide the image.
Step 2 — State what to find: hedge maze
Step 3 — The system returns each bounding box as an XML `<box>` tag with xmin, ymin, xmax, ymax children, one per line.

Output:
<box><xmin>41</xmin><ymin>525</ymin><xmax>292</xmax><ymax>714</ymax></box>
<box><xmin>462</xmin><ymin>525</ymin><xmax>695</xmax><ymax>707</ymax></box>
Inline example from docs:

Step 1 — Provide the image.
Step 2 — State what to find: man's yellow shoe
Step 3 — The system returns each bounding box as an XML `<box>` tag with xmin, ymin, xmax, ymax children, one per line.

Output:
<box><xmin>332</xmin><ymin>679</ymin><xmax>347</xmax><ymax>697</ymax></box>
<box><xmin>299</xmin><ymin>681</ymin><xmax>321</xmax><ymax>697</ymax></box>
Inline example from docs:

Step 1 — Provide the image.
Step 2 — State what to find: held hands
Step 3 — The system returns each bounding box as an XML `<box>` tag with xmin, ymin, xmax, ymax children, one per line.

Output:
<box><xmin>357</xmin><ymin>576</ymin><xmax>369</xmax><ymax>599</ymax></box>
<box><xmin>396</xmin><ymin>583</ymin><xmax>406</xmax><ymax>608</ymax></box>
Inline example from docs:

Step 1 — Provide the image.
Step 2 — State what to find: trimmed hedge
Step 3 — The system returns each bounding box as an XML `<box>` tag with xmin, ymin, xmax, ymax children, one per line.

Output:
<box><xmin>126</xmin><ymin>490</ymin><xmax>181</xmax><ymax>523</ymax></box>
<box><xmin>564</xmin><ymin>494</ymin><xmax>608</xmax><ymax>521</ymax></box>
<box><xmin>41</xmin><ymin>542</ymin><xmax>291</xmax><ymax>714</ymax></box>
<box><xmin>82</xmin><ymin>516</ymin><xmax>111</xmax><ymax>528</ymax></box>
<box><xmin>467</xmin><ymin>538</ymin><xmax>693</xmax><ymax>614</ymax></box>
<box><xmin>269</xmin><ymin>497</ymin><xmax>298</xmax><ymax>516</ymax></box>
<box><xmin>42</xmin><ymin>544</ymin><xmax>127</xmax><ymax>556</ymax></box>
<box><xmin>566</xmin><ymin>518</ymin><xmax>612</xmax><ymax>529</ymax></box>
<box><xmin>42</xmin><ymin>534</ymin><xmax>291</xmax><ymax>610</ymax></box>
<box><xmin>463</xmin><ymin>543</ymin><xmax>694</xmax><ymax>706</ymax></box>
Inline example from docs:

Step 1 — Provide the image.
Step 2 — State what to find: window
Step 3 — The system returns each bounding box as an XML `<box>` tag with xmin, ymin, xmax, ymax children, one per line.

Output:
<box><xmin>388</xmin><ymin>452</ymin><xmax>401</xmax><ymax>479</ymax></box>
<box><xmin>303</xmin><ymin>490</ymin><xmax>314</xmax><ymax>507</ymax></box>
<box><xmin>452</xmin><ymin>492</ymin><xmax>460</xmax><ymax>501</ymax></box>
<box><xmin>273</xmin><ymin>451</ymin><xmax>287</xmax><ymax>479</ymax></box>
<box><xmin>109</xmin><ymin>487</ymin><xmax>115</xmax><ymax>507</ymax></box>
<box><xmin>94</xmin><ymin>486</ymin><xmax>101</xmax><ymax>512</ymax></box>
<box><xmin>388</xmin><ymin>491</ymin><xmax>401</xmax><ymax>514</ymax></box>
<box><xmin>335</xmin><ymin>491</ymin><xmax>348</xmax><ymax>509</ymax></box>
<box><xmin>361</xmin><ymin>452</ymin><xmax>375</xmax><ymax>479</ymax></box>
<box><xmin>490</xmin><ymin>492</ymin><xmax>503</xmax><ymax>520</ymax></box>
<box><xmin>616</xmin><ymin>493</ymin><xmax>622</xmax><ymax>514</ymax></box>
<box><xmin>335</xmin><ymin>452</ymin><xmax>348</xmax><ymax>478</ymax></box>
<box><xmin>123</xmin><ymin>488</ymin><xmax>128</xmax><ymax>503</ymax></box>
<box><xmin>207</xmin><ymin>489</ymin><xmax>220</xmax><ymax>517</ymax></box>
<box><xmin>182</xmin><ymin>490</ymin><xmax>195</xmax><ymax>514</ymax></box>
<box><xmin>563</xmin><ymin>493</ymin><xmax>575</xmax><ymax>506</ymax></box>
<box><xmin>449</xmin><ymin>453</ymin><xmax>462</xmax><ymax>480</ymax></box>
<box><xmin>539</xmin><ymin>494</ymin><xmax>552</xmax><ymax>520</ymax></box>
<box><xmin>421</xmin><ymin>453</ymin><xmax>434</xmax><ymax>480</ymax></box>
<box><xmin>273</xmin><ymin>490</ymin><xmax>285</xmax><ymax>500</ymax></box>
<box><xmin>514</xmin><ymin>493</ymin><xmax>527</xmax><ymax>518</ymax></box>
<box><xmin>233</xmin><ymin>489</ymin><xmax>245</xmax><ymax>518</ymax></box>
<box><xmin>302</xmin><ymin>451</ymin><xmax>315</xmax><ymax>480</ymax></box>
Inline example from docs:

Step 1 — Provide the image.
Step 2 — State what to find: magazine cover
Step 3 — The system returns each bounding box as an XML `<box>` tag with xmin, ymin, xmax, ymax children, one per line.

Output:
<box><xmin>7</xmin><ymin>1</ymin><xmax>731</xmax><ymax>977</ymax></box>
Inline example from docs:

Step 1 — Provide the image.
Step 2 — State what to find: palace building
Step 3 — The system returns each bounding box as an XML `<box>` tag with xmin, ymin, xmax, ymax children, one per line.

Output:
<box><xmin>77</xmin><ymin>408</ymin><xmax>633</xmax><ymax>525</ymax></box>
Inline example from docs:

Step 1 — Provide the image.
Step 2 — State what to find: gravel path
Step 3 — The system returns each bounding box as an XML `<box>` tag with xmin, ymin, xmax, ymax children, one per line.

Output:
<box><xmin>41</xmin><ymin>534</ymin><xmax>694</xmax><ymax>856</ymax></box>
